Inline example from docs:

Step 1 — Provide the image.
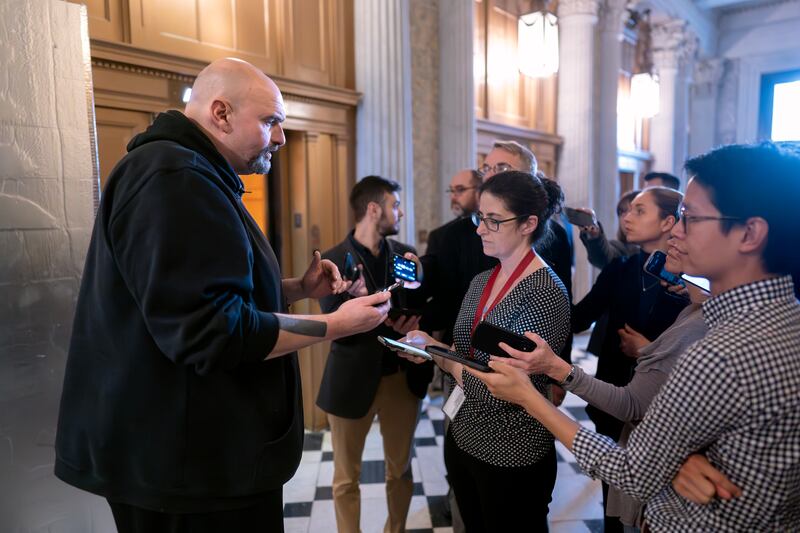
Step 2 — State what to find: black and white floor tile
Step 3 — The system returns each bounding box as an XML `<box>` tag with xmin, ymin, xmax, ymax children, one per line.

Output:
<box><xmin>284</xmin><ymin>336</ymin><xmax>603</xmax><ymax>533</ymax></box>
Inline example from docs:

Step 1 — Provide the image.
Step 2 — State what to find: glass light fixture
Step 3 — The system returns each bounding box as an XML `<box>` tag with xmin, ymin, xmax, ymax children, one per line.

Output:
<box><xmin>517</xmin><ymin>9</ymin><xmax>559</xmax><ymax>78</ymax></box>
<box><xmin>630</xmin><ymin>72</ymin><xmax>660</xmax><ymax>119</ymax></box>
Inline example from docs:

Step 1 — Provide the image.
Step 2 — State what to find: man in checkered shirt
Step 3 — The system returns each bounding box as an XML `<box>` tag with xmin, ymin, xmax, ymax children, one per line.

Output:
<box><xmin>470</xmin><ymin>141</ymin><xmax>800</xmax><ymax>531</ymax></box>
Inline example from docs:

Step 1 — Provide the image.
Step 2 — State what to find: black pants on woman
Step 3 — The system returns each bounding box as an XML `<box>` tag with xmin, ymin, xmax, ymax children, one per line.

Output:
<box><xmin>444</xmin><ymin>430</ymin><xmax>557</xmax><ymax>533</ymax></box>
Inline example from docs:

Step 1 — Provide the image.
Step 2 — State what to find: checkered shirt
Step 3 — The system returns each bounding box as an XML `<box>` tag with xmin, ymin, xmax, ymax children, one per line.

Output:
<box><xmin>572</xmin><ymin>275</ymin><xmax>800</xmax><ymax>532</ymax></box>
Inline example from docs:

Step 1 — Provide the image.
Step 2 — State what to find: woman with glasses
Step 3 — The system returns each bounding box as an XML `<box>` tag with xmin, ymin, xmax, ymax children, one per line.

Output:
<box><xmin>398</xmin><ymin>171</ymin><xmax>570</xmax><ymax>531</ymax></box>
<box><xmin>569</xmin><ymin>186</ymin><xmax>688</xmax><ymax>533</ymax></box>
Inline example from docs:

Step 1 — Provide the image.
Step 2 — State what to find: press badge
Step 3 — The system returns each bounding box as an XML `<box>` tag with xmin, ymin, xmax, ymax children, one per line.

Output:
<box><xmin>442</xmin><ymin>385</ymin><xmax>465</xmax><ymax>420</ymax></box>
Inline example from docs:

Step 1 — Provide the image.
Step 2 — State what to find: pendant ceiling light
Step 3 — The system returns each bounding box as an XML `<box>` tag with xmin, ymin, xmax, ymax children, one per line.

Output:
<box><xmin>517</xmin><ymin>1</ymin><xmax>559</xmax><ymax>78</ymax></box>
<box><xmin>629</xmin><ymin>8</ymin><xmax>660</xmax><ymax>118</ymax></box>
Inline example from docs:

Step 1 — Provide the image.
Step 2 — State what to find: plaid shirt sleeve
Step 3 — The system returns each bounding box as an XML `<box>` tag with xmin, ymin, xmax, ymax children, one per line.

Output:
<box><xmin>572</xmin><ymin>342</ymin><xmax>748</xmax><ymax>502</ymax></box>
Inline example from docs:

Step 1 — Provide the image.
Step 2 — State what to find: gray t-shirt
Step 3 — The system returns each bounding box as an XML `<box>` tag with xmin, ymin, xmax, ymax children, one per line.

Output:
<box><xmin>564</xmin><ymin>304</ymin><xmax>707</xmax><ymax>526</ymax></box>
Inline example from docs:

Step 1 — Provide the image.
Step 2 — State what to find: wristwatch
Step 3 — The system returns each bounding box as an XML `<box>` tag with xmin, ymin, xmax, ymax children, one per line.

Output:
<box><xmin>559</xmin><ymin>364</ymin><xmax>576</xmax><ymax>387</ymax></box>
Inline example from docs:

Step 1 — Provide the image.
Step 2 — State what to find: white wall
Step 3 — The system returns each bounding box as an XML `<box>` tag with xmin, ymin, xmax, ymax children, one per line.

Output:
<box><xmin>718</xmin><ymin>0</ymin><xmax>800</xmax><ymax>144</ymax></box>
<box><xmin>0</xmin><ymin>1</ymin><xmax>113</xmax><ymax>530</ymax></box>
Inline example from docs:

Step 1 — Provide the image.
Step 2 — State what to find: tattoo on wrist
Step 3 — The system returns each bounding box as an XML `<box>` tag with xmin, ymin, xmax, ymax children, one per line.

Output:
<box><xmin>277</xmin><ymin>315</ymin><xmax>327</xmax><ymax>337</ymax></box>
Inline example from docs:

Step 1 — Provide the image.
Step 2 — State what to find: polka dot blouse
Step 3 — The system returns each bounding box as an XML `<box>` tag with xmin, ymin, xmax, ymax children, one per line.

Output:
<box><xmin>449</xmin><ymin>266</ymin><xmax>571</xmax><ymax>467</ymax></box>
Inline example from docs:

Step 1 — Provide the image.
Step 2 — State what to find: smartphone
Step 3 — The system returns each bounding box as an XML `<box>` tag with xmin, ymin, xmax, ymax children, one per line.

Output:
<box><xmin>343</xmin><ymin>252</ymin><xmax>360</xmax><ymax>282</ymax></box>
<box><xmin>564</xmin><ymin>207</ymin><xmax>595</xmax><ymax>228</ymax></box>
<box><xmin>388</xmin><ymin>307</ymin><xmax>420</xmax><ymax>320</ymax></box>
<box><xmin>643</xmin><ymin>250</ymin><xmax>685</xmax><ymax>287</ymax></box>
<box><xmin>471</xmin><ymin>321</ymin><xmax>535</xmax><ymax>356</ymax></box>
<box><xmin>392</xmin><ymin>254</ymin><xmax>418</xmax><ymax>283</ymax></box>
<box><xmin>377</xmin><ymin>281</ymin><xmax>403</xmax><ymax>293</ymax></box>
<box><xmin>426</xmin><ymin>345</ymin><xmax>492</xmax><ymax>372</ymax></box>
<box><xmin>377</xmin><ymin>336</ymin><xmax>433</xmax><ymax>360</ymax></box>
<box><xmin>681</xmin><ymin>273</ymin><xmax>711</xmax><ymax>293</ymax></box>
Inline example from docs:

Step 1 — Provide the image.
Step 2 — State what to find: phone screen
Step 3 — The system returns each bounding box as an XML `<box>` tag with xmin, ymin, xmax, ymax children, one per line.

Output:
<box><xmin>378</xmin><ymin>337</ymin><xmax>432</xmax><ymax>360</ymax></box>
<box><xmin>392</xmin><ymin>254</ymin><xmax>417</xmax><ymax>282</ymax></box>
<box><xmin>643</xmin><ymin>251</ymin><xmax>684</xmax><ymax>286</ymax></box>
<box><xmin>681</xmin><ymin>273</ymin><xmax>711</xmax><ymax>293</ymax></box>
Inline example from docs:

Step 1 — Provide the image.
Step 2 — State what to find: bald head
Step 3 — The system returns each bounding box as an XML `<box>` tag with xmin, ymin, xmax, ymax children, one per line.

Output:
<box><xmin>185</xmin><ymin>58</ymin><xmax>286</xmax><ymax>174</ymax></box>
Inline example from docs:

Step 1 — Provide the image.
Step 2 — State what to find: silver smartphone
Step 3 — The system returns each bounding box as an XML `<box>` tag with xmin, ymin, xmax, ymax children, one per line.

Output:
<box><xmin>377</xmin><ymin>336</ymin><xmax>433</xmax><ymax>360</ymax></box>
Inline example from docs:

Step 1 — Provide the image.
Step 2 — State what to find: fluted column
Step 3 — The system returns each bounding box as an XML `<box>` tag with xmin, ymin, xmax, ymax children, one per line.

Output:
<box><xmin>651</xmin><ymin>19</ymin><xmax>698</xmax><ymax>176</ymax></box>
<box><xmin>557</xmin><ymin>0</ymin><xmax>601</xmax><ymax>300</ymax></box>
<box><xmin>596</xmin><ymin>0</ymin><xmax>629</xmax><ymax>237</ymax></box>
<box><xmin>438</xmin><ymin>0</ymin><xmax>476</xmax><ymax>218</ymax></box>
<box><xmin>355</xmin><ymin>0</ymin><xmax>415</xmax><ymax>243</ymax></box>
<box><xmin>689</xmin><ymin>58</ymin><xmax>724</xmax><ymax>157</ymax></box>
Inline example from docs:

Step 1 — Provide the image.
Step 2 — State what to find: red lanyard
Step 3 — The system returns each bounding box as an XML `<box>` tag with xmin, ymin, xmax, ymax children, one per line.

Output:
<box><xmin>469</xmin><ymin>248</ymin><xmax>536</xmax><ymax>357</ymax></box>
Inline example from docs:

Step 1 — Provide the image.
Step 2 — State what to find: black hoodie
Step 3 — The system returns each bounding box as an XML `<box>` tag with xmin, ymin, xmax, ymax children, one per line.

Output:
<box><xmin>55</xmin><ymin>111</ymin><xmax>304</xmax><ymax>512</ymax></box>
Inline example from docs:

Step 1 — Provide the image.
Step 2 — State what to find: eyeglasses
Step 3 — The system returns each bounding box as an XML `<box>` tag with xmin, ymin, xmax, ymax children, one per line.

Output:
<box><xmin>679</xmin><ymin>206</ymin><xmax>744</xmax><ymax>234</ymax></box>
<box><xmin>471</xmin><ymin>212</ymin><xmax>530</xmax><ymax>232</ymax></box>
<box><xmin>478</xmin><ymin>162</ymin><xmax>514</xmax><ymax>177</ymax></box>
<box><xmin>445</xmin><ymin>186</ymin><xmax>477</xmax><ymax>195</ymax></box>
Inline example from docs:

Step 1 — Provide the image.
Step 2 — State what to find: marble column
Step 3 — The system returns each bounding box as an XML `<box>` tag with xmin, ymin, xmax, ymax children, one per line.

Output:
<box><xmin>557</xmin><ymin>0</ymin><xmax>601</xmax><ymax>300</ymax></box>
<box><xmin>595</xmin><ymin>0</ymin><xmax>629</xmax><ymax>238</ymax></box>
<box><xmin>354</xmin><ymin>0</ymin><xmax>416</xmax><ymax>244</ymax></box>
<box><xmin>650</xmin><ymin>19</ymin><xmax>698</xmax><ymax>177</ymax></box>
<box><xmin>689</xmin><ymin>57</ymin><xmax>724</xmax><ymax>158</ymax></box>
<box><xmin>437</xmin><ymin>0</ymin><xmax>476</xmax><ymax>219</ymax></box>
<box><xmin>0</xmin><ymin>0</ymin><xmax>109</xmax><ymax>529</ymax></box>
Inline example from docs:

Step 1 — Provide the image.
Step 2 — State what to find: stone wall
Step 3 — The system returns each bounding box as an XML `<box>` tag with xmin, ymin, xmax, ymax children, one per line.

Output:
<box><xmin>410</xmin><ymin>0</ymin><xmax>441</xmax><ymax>250</ymax></box>
<box><xmin>0</xmin><ymin>0</ymin><xmax>112</xmax><ymax>530</ymax></box>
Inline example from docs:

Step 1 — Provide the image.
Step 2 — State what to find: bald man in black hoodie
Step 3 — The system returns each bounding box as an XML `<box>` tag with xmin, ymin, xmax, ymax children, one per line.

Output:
<box><xmin>55</xmin><ymin>58</ymin><xmax>391</xmax><ymax>532</ymax></box>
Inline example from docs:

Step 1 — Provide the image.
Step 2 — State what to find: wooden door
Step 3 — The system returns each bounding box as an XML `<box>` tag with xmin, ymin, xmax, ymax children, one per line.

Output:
<box><xmin>94</xmin><ymin>107</ymin><xmax>153</xmax><ymax>188</ymax></box>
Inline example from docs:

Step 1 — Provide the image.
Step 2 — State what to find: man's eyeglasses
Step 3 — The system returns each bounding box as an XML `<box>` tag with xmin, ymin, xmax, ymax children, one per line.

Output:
<box><xmin>478</xmin><ymin>162</ymin><xmax>514</xmax><ymax>176</ymax></box>
<box><xmin>471</xmin><ymin>212</ymin><xmax>530</xmax><ymax>232</ymax></box>
<box><xmin>679</xmin><ymin>206</ymin><xmax>744</xmax><ymax>234</ymax></box>
<box><xmin>445</xmin><ymin>186</ymin><xmax>477</xmax><ymax>195</ymax></box>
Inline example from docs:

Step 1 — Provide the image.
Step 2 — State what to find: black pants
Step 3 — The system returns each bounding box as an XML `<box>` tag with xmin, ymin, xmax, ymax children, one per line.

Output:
<box><xmin>444</xmin><ymin>430</ymin><xmax>557</xmax><ymax>533</ymax></box>
<box><xmin>108</xmin><ymin>489</ymin><xmax>284</xmax><ymax>533</ymax></box>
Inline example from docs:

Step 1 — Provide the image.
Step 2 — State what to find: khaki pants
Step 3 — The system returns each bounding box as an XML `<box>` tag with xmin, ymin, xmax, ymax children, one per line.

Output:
<box><xmin>328</xmin><ymin>371</ymin><xmax>421</xmax><ymax>533</ymax></box>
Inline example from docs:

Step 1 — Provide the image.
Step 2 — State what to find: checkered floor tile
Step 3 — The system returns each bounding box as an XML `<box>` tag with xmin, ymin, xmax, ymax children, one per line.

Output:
<box><xmin>283</xmin><ymin>333</ymin><xmax>603</xmax><ymax>532</ymax></box>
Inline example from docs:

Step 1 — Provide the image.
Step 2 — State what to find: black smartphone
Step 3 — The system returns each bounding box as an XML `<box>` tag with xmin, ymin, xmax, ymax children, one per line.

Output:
<box><xmin>343</xmin><ymin>252</ymin><xmax>360</xmax><ymax>282</ymax></box>
<box><xmin>388</xmin><ymin>307</ymin><xmax>421</xmax><ymax>320</ymax></box>
<box><xmin>471</xmin><ymin>321</ymin><xmax>535</xmax><ymax>356</ymax></box>
<box><xmin>564</xmin><ymin>207</ymin><xmax>595</xmax><ymax>228</ymax></box>
<box><xmin>377</xmin><ymin>336</ymin><xmax>433</xmax><ymax>360</ymax></box>
<box><xmin>643</xmin><ymin>250</ymin><xmax>685</xmax><ymax>287</ymax></box>
<box><xmin>392</xmin><ymin>254</ymin><xmax>417</xmax><ymax>283</ymax></box>
<box><xmin>426</xmin><ymin>345</ymin><xmax>491</xmax><ymax>372</ymax></box>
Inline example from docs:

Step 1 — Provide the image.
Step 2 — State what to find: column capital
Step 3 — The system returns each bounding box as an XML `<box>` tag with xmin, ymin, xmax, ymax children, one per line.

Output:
<box><xmin>651</xmin><ymin>18</ymin><xmax>698</xmax><ymax>72</ymax></box>
<box><xmin>557</xmin><ymin>0</ymin><xmax>601</xmax><ymax>21</ymax></box>
<box><xmin>599</xmin><ymin>0</ymin><xmax>630</xmax><ymax>34</ymax></box>
<box><xmin>692</xmin><ymin>57</ymin><xmax>725</xmax><ymax>97</ymax></box>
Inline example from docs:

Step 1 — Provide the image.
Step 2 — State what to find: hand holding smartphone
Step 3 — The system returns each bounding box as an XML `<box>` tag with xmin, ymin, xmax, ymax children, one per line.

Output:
<box><xmin>643</xmin><ymin>251</ymin><xmax>711</xmax><ymax>294</ymax></box>
<box><xmin>564</xmin><ymin>207</ymin><xmax>596</xmax><ymax>228</ymax></box>
<box><xmin>471</xmin><ymin>322</ymin><xmax>536</xmax><ymax>357</ymax></box>
<box><xmin>377</xmin><ymin>336</ymin><xmax>433</xmax><ymax>361</ymax></box>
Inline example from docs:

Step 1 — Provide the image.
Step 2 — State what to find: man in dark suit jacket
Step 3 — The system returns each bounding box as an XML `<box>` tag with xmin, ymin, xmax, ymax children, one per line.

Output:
<box><xmin>421</xmin><ymin>169</ymin><xmax>485</xmax><ymax>343</ymax></box>
<box><xmin>317</xmin><ymin>176</ymin><xmax>433</xmax><ymax>533</ymax></box>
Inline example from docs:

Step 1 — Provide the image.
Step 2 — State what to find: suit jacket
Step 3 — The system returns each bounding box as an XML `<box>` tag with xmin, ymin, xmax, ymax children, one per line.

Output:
<box><xmin>316</xmin><ymin>234</ymin><xmax>433</xmax><ymax>419</ymax></box>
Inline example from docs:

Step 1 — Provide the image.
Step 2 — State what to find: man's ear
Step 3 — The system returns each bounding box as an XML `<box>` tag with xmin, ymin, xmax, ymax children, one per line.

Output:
<box><xmin>739</xmin><ymin>217</ymin><xmax>769</xmax><ymax>255</ymax></box>
<box><xmin>210</xmin><ymin>99</ymin><xmax>233</xmax><ymax>134</ymax></box>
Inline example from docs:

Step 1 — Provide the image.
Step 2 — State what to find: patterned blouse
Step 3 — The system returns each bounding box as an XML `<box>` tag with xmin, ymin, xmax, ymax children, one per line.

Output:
<box><xmin>449</xmin><ymin>266</ymin><xmax>571</xmax><ymax>467</ymax></box>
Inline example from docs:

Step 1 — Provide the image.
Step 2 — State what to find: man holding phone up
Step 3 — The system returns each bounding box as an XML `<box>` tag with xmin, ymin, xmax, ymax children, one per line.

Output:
<box><xmin>317</xmin><ymin>176</ymin><xmax>433</xmax><ymax>533</ymax></box>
